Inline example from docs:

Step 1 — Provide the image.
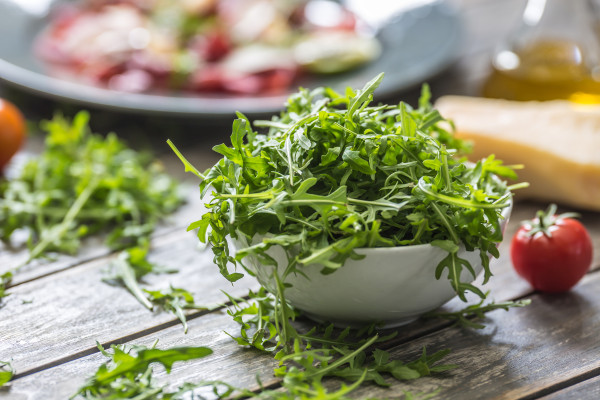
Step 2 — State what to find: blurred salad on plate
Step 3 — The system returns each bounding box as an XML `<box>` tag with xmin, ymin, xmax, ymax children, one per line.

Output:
<box><xmin>35</xmin><ymin>0</ymin><xmax>381</xmax><ymax>95</ymax></box>
<box><xmin>0</xmin><ymin>0</ymin><xmax>460</xmax><ymax>116</ymax></box>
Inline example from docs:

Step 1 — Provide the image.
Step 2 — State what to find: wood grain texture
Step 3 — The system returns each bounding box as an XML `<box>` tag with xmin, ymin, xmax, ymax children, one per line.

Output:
<box><xmin>0</xmin><ymin>228</ymin><xmax>258</xmax><ymax>375</ymax></box>
<box><xmin>540</xmin><ymin>375</ymin><xmax>600</xmax><ymax>400</ymax></box>
<box><xmin>1</xmin><ymin>312</ymin><xmax>279</xmax><ymax>400</ymax></box>
<box><xmin>8</xmin><ymin>254</ymin><xmax>600</xmax><ymax>400</ymax></box>
<box><xmin>342</xmin><ymin>270</ymin><xmax>600</xmax><ymax>400</ymax></box>
<box><xmin>5</xmin><ymin>201</ymin><xmax>600</xmax><ymax>399</ymax></box>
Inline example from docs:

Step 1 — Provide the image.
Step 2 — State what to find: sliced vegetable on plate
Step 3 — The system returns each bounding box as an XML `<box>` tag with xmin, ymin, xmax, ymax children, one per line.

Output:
<box><xmin>35</xmin><ymin>0</ymin><xmax>381</xmax><ymax>94</ymax></box>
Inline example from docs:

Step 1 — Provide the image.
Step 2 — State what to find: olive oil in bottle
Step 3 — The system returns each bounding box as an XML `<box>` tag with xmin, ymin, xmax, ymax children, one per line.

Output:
<box><xmin>482</xmin><ymin>0</ymin><xmax>600</xmax><ymax>103</ymax></box>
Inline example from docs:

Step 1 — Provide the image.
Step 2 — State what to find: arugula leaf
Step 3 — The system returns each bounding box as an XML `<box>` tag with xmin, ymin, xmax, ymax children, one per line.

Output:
<box><xmin>347</xmin><ymin>72</ymin><xmax>384</xmax><ymax>119</ymax></box>
<box><xmin>103</xmin><ymin>243</ymin><xmax>205</xmax><ymax>333</ymax></box>
<box><xmin>103</xmin><ymin>245</ymin><xmax>160</xmax><ymax>310</ymax></box>
<box><xmin>144</xmin><ymin>286</ymin><xmax>207</xmax><ymax>334</ymax></box>
<box><xmin>0</xmin><ymin>272</ymin><xmax>12</xmax><ymax>304</ymax></box>
<box><xmin>426</xmin><ymin>295</ymin><xmax>532</xmax><ymax>329</ymax></box>
<box><xmin>0</xmin><ymin>360</ymin><xmax>14</xmax><ymax>387</ymax></box>
<box><xmin>73</xmin><ymin>343</ymin><xmax>212</xmax><ymax>399</ymax></box>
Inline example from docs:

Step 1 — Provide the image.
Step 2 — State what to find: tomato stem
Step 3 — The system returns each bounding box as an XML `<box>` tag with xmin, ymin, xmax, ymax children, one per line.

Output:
<box><xmin>525</xmin><ymin>203</ymin><xmax>580</xmax><ymax>237</ymax></box>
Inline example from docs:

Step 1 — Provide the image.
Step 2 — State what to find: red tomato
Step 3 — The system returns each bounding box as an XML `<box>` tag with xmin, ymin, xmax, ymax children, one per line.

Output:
<box><xmin>510</xmin><ymin>204</ymin><xmax>593</xmax><ymax>293</ymax></box>
<box><xmin>0</xmin><ymin>99</ymin><xmax>26</xmax><ymax>171</ymax></box>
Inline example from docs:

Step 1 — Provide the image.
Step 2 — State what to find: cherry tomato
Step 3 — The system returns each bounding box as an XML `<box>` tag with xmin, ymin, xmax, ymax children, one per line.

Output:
<box><xmin>0</xmin><ymin>98</ymin><xmax>26</xmax><ymax>171</ymax></box>
<box><xmin>510</xmin><ymin>204</ymin><xmax>593</xmax><ymax>293</ymax></box>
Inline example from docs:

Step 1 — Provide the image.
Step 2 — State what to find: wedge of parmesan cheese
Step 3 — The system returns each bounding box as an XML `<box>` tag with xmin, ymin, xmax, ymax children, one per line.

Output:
<box><xmin>435</xmin><ymin>96</ymin><xmax>600</xmax><ymax>211</ymax></box>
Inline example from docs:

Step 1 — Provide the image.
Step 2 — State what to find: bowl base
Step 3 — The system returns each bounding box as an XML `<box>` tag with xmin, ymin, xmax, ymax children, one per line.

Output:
<box><xmin>301</xmin><ymin>311</ymin><xmax>418</xmax><ymax>330</ymax></box>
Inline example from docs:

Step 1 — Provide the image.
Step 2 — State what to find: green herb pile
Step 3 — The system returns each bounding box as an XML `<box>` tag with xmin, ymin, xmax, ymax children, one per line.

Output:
<box><xmin>173</xmin><ymin>73</ymin><xmax>517</xmax><ymax>307</ymax></box>
<box><xmin>162</xmin><ymin>73</ymin><xmax>524</xmax><ymax>398</ymax></box>
<box><xmin>0</xmin><ymin>111</ymin><xmax>182</xmax><ymax>299</ymax></box>
<box><xmin>1</xmin><ymin>76</ymin><xmax>526</xmax><ymax>399</ymax></box>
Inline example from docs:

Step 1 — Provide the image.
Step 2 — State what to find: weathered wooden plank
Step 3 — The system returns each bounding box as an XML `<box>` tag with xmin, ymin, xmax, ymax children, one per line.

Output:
<box><xmin>0</xmin><ymin>228</ymin><xmax>258</xmax><ymax>375</ymax></box>
<box><xmin>8</xmin><ymin>257</ymin><xmax>600</xmax><ymax>400</ymax></box>
<box><xmin>540</xmin><ymin>375</ymin><xmax>600</xmax><ymax>400</ymax></box>
<box><xmin>344</xmin><ymin>270</ymin><xmax>600</xmax><ymax>399</ymax></box>
<box><xmin>5</xmin><ymin>201</ymin><xmax>600</xmax><ymax>398</ymax></box>
<box><xmin>1</xmin><ymin>311</ymin><xmax>279</xmax><ymax>400</ymax></box>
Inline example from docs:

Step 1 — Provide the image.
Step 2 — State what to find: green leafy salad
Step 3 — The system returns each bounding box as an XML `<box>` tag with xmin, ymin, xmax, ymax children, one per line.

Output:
<box><xmin>0</xmin><ymin>111</ymin><xmax>182</xmax><ymax>299</ymax></box>
<box><xmin>173</xmin><ymin>73</ymin><xmax>518</xmax><ymax>304</ymax></box>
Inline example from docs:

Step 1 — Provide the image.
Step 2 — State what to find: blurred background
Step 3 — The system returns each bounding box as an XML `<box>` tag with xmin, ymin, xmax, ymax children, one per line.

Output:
<box><xmin>1</xmin><ymin>0</ymin><xmax>597</xmax><ymax>174</ymax></box>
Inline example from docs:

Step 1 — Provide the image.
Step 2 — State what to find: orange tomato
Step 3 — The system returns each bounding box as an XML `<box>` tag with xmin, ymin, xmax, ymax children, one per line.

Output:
<box><xmin>0</xmin><ymin>98</ymin><xmax>26</xmax><ymax>171</ymax></box>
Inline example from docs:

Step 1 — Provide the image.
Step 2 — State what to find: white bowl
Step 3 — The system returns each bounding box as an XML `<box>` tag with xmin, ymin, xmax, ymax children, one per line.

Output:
<box><xmin>236</xmin><ymin>201</ymin><xmax>512</xmax><ymax>328</ymax></box>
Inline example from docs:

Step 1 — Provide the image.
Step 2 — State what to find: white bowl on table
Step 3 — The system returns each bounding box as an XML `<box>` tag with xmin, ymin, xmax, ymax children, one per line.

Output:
<box><xmin>236</xmin><ymin>201</ymin><xmax>512</xmax><ymax>328</ymax></box>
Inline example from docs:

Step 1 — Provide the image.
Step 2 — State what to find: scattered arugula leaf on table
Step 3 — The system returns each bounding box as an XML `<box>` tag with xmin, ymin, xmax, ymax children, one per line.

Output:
<box><xmin>74</xmin><ymin>290</ymin><xmax>456</xmax><ymax>399</ymax></box>
<box><xmin>425</xmin><ymin>295</ymin><xmax>532</xmax><ymax>329</ymax></box>
<box><xmin>73</xmin><ymin>333</ymin><xmax>452</xmax><ymax>400</ymax></box>
<box><xmin>102</xmin><ymin>242</ymin><xmax>208</xmax><ymax>333</ymax></box>
<box><xmin>0</xmin><ymin>272</ymin><xmax>12</xmax><ymax>303</ymax></box>
<box><xmin>72</xmin><ymin>342</ymin><xmax>213</xmax><ymax>399</ymax></box>
<box><xmin>103</xmin><ymin>242</ymin><xmax>174</xmax><ymax>310</ymax></box>
<box><xmin>144</xmin><ymin>286</ymin><xmax>208</xmax><ymax>334</ymax></box>
<box><xmin>226</xmin><ymin>288</ymin><xmax>455</xmax><ymax>391</ymax></box>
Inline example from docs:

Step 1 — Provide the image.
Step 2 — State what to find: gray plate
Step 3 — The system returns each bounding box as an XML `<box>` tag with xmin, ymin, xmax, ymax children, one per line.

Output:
<box><xmin>0</xmin><ymin>0</ymin><xmax>461</xmax><ymax>117</ymax></box>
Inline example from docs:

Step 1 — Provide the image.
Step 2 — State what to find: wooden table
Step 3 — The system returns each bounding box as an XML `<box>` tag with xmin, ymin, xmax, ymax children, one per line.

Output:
<box><xmin>3</xmin><ymin>0</ymin><xmax>600</xmax><ymax>398</ymax></box>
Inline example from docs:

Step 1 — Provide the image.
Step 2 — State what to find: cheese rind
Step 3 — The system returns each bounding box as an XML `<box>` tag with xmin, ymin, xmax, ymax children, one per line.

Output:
<box><xmin>435</xmin><ymin>96</ymin><xmax>600</xmax><ymax>211</ymax></box>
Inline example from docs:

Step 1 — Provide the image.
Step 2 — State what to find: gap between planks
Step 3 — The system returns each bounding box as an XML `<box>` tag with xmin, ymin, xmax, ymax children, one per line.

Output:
<box><xmin>5</xmin><ymin>225</ymin><xmax>189</xmax><ymax>290</ymax></box>
<box><xmin>12</xmin><ymin>304</ymin><xmax>226</xmax><ymax>380</ymax></box>
<box><xmin>521</xmin><ymin>364</ymin><xmax>600</xmax><ymax>400</ymax></box>
<box><xmin>2</xmin><ymin>185</ymin><xmax>205</xmax><ymax>289</ymax></box>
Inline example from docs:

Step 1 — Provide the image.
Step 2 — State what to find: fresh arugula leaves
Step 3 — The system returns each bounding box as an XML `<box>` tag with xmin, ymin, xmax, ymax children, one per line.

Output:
<box><xmin>73</xmin><ymin>342</ymin><xmax>212</xmax><ymax>399</ymax></box>
<box><xmin>172</xmin><ymin>73</ymin><xmax>515</xmax><ymax>306</ymax></box>
<box><xmin>225</xmin><ymin>288</ymin><xmax>455</xmax><ymax>397</ymax></box>
<box><xmin>426</xmin><ymin>295</ymin><xmax>532</xmax><ymax>329</ymax></box>
<box><xmin>144</xmin><ymin>286</ymin><xmax>207</xmax><ymax>334</ymax></box>
<box><xmin>0</xmin><ymin>360</ymin><xmax>14</xmax><ymax>387</ymax></box>
<box><xmin>103</xmin><ymin>242</ymin><xmax>207</xmax><ymax>333</ymax></box>
<box><xmin>71</xmin><ymin>290</ymin><xmax>457</xmax><ymax>400</ymax></box>
<box><xmin>0</xmin><ymin>111</ymin><xmax>183</xmax><ymax>300</ymax></box>
<box><xmin>164</xmin><ymin>74</ymin><xmax>521</xmax><ymax>400</ymax></box>
<box><xmin>0</xmin><ymin>272</ymin><xmax>12</xmax><ymax>304</ymax></box>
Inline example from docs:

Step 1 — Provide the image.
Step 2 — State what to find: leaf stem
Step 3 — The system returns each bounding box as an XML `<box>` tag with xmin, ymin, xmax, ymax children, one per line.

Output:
<box><xmin>418</xmin><ymin>180</ymin><xmax>510</xmax><ymax>209</ymax></box>
<box><xmin>0</xmin><ymin>199</ymin><xmax>120</xmax><ymax>220</ymax></box>
<box><xmin>430</xmin><ymin>202</ymin><xmax>460</xmax><ymax>244</ymax></box>
<box><xmin>25</xmin><ymin>177</ymin><xmax>101</xmax><ymax>266</ymax></box>
<box><xmin>114</xmin><ymin>255</ymin><xmax>154</xmax><ymax>310</ymax></box>
<box><xmin>167</xmin><ymin>139</ymin><xmax>206</xmax><ymax>180</ymax></box>
<box><xmin>305</xmin><ymin>334</ymin><xmax>378</xmax><ymax>379</ymax></box>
